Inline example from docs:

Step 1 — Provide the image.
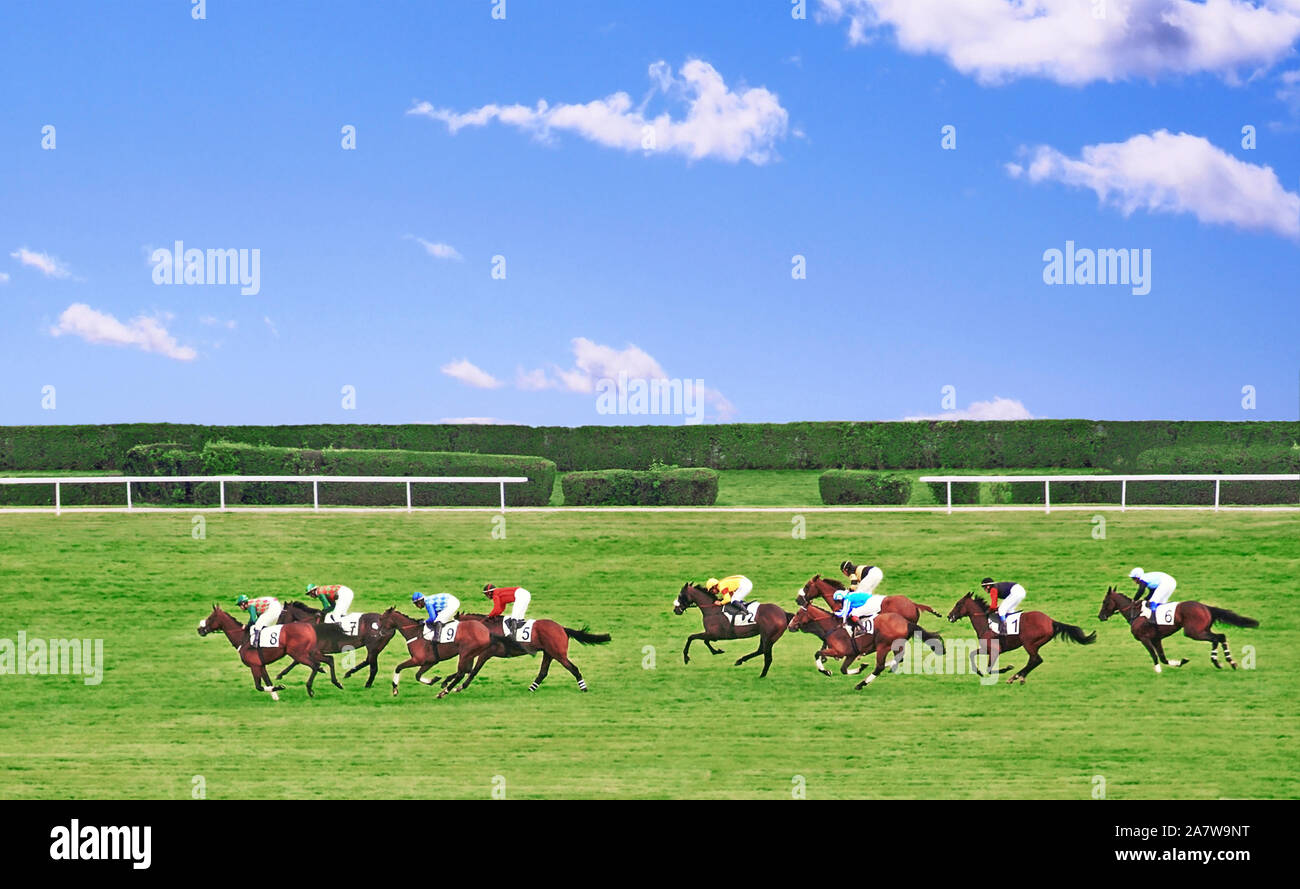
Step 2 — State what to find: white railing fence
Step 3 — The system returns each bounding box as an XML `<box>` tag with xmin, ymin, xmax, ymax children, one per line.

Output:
<box><xmin>0</xmin><ymin>475</ymin><xmax>530</xmax><ymax>515</ymax></box>
<box><xmin>919</xmin><ymin>474</ymin><xmax>1300</xmax><ymax>514</ymax></box>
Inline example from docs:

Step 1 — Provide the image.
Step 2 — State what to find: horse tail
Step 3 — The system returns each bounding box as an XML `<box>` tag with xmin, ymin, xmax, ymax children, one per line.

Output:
<box><xmin>915</xmin><ymin>602</ymin><xmax>942</xmax><ymax>618</ymax></box>
<box><xmin>564</xmin><ymin>626</ymin><xmax>612</xmax><ymax>645</ymax></box>
<box><xmin>1052</xmin><ymin>621</ymin><xmax>1097</xmax><ymax>645</ymax></box>
<box><xmin>1207</xmin><ymin>607</ymin><xmax>1259</xmax><ymax>629</ymax></box>
<box><xmin>907</xmin><ymin>621</ymin><xmax>945</xmax><ymax>656</ymax></box>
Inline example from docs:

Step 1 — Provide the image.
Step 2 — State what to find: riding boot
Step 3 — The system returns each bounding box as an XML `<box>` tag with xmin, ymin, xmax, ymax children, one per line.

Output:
<box><xmin>430</xmin><ymin>621</ymin><xmax>442</xmax><ymax>642</ymax></box>
<box><xmin>503</xmin><ymin>618</ymin><xmax>515</xmax><ymax>637</ymax></box>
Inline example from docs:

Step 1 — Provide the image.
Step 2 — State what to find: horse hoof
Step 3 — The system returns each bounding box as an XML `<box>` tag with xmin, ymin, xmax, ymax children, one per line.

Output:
<box><xmin>733</xmin><ymin>659</ymin><xmax>744</xmax><ymax>667</ymax></box>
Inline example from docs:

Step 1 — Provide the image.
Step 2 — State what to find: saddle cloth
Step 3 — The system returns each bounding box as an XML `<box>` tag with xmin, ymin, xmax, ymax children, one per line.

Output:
<box><xmin>1142</xmin><ymin>602</ymin><xmax>1179</xmax><ymax>626</ymax></box>
<box><xmin>999</xmin><ymin>612</ymin><xmax>1022</xmax><ymax>636</ymax></box>
<box><xmin>726</xmin><ymin>602</ymin><xmax>759</xmax><ymax>626</ymax></box>
<box><xmin>251</xmin><ymin>625</ymin><xmax>284</xmax><ymax>648</ymax></box>
<box><xmin>328</xmin><ymin>612</ymin><xmax>364</xmax><ymax>635</ymax></box>
<box><xmin>849</xmin><ymin>616</ymin><xmax>875</xmax><ymax>636</ymax></box>
<box><xmin>421</xmin><ymin>620</ymin><xmax>459</xmax><ymax>644</ymax></box>
<box><xmin>510</xmin><ymin>619</ymin><xmax>537</xmax><ymax>643</ymax></box>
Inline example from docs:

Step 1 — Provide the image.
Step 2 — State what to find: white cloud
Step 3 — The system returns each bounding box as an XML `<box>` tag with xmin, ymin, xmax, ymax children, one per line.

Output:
<box><xmin>10</xmin><ymin>247</ymin><xmax>72</xmax><ymax>279</ymax></box>
<box><xmin>49</xmin><ymin>303</ymin><xmax>197</xmax><ymax>361</ymax></box>
<box><xmin>0</xmin><ymin>272</ymin><xmax>9</xmax><ymax>284</ymax></box>
<box><xmin>817</xmin><ymin>0</ymin><xmax>1300</xmax><ymax>85</ymax></box>
<box><xmin>516</xmin><ymin>366</ymin><xmax>554</xmax><ymax>391</ymax></box>
<box><xmin>440</xmin><ymin>417</ymin><xmax>503</xmax><ymax>424</ymax></box>
<box><xmin>554</xmin><ymin>337</ymin><xmax>736</xmax><ymax>419</ymax></box>
<box><xmin>200</xmin><ymin>315</ymin><xmax>237</xmax><ymax>330</ymax></box>
<box><xmin>406</xmin><ymin>235</ymin><xmax>463</xmax><ymax>261</ymax></box>
<box><xmin>409</xmin><ymin>58</ymin><xmax>789</xmax><ymax>165</ymax></box>
<box><xmin>441</xmin><ymin>358</ymin><xmax>503</xmax><ymax>389</ymax></box>
<box><xmin>1006</xmin><ymin>129</ymin><xmax>1300</xmax><ymax>239</ymax></box>
<box><xmin>905</xmin><ymin>397</ymin><xmax>1034</xmax><ymax>421</ymax></box>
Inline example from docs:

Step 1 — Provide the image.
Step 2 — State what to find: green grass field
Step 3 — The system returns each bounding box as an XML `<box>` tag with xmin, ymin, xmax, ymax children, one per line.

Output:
<box><xmin>0</xmin><ymin>509</ymin><xmax>1295</xmax><ymax>799</ymax></box>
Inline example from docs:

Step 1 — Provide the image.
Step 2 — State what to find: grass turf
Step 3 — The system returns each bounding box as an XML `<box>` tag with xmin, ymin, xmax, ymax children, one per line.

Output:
<box><xmin>0</xmin><ymin>509</ymin><xmax>1294</xmax><ymax>799</ymax></box>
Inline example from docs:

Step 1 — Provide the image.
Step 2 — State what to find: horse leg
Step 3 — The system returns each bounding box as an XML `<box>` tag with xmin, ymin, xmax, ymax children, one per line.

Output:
<box><xmin>1151</xmin><ymin>633</ymin><xmax>1186</xmax><ymax>670</ymax></box>
<box><xmin>1220</xmin><ymin>635</ymin><xmax>1237</xmax><ymax>670</ymax></box>
<box><xmin>1010</xmin><ymin>641</ymin><xmax>1043</xmax><ymax>684</ymax></box>
<box><xmin>841</xmin><ymin>653</ymin><xmax>861</xmax><ymax>676</ymax></box>
<box><xmin>1182</xmin><ymin>625</ymin><xmax>1222</xmax><ymax>669</ymax></box>
<box><xmin>322</xmin><ymin>654</ymin><xmax>344</xmax><ymax>689</ymax></box>
<box><xmin>734</xmin><ymin>641</ymin><xmax>764</xmax><ymax>667</ymax></box>
<box><xmin>704</xmin><ymin>639</ymin><xmax>725</xmax><ymax>655</ymax></box>
<box><xmin>554</xmin><ymin>653</ymin><xmax>588</xmax><ymax>692</ymax></box>
<box><xmin>529</xmin><ymin>653</ymin><xmax>554</xmax><ymax>692</ymax></box>
<box><xmin>415</xmin><ymin>664</ymin><xmax>442</xmax><ymax>686</ymax></box>
<box><xmin>391</xmin><ymin>656</ymin><xmax>419</xmax><ymax>696</ymax></box>
<box><xmin>446</xmin><ymin>651</ymin><xmax>489</xmax><ymax>696</ymax></box>
<box><xmin>684</xmin><ymin>633</ymin><xmax>710</xmax><ymax>664</ymax></box>
<box><xmin>853</xmin><ymin>646</ymin><xmax>891</xmax><ymax>690</ymax></box>
<box><xmin>758</xmin><ymin>639</ymin><xmax>775</xmax><ymax>678</ymax></box>
<box><xmin>814</xmin><ymin>649</ymin><xmax>835</xmax><ymax>676</ymax></box>
<box><xmin>275</xmin><ymin>662</ymin><xmax>297</xmax><ymax>680</ymax></box>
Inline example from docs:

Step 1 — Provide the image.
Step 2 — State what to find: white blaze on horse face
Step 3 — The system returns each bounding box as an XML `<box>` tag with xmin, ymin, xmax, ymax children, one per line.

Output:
<box><xmin>198</xmin><ymin>619</ymin><xmax>207</xmax><ymax>631</ymax></box>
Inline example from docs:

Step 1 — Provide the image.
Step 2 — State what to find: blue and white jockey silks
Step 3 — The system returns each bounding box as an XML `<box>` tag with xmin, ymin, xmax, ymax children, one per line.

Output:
<box><xmin>414</xmin><ymin>592</ymin><xmax>460</xmax><ymax>627</ymax></box>
<box><xmin>1130</xmin><ymin>568</ymin><xmax>1176</xmax><ymax>616</ymax></box>
<box><xmin>833</xmin><ymin>590</ymin><xmax>880</xmax><ymax>627</ymax></box>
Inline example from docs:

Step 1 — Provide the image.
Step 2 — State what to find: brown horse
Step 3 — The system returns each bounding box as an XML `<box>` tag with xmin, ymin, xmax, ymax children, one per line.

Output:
<box><xmin>452</xmin><ymin>613</ymin><xmax>611</xmax><ymax>694</ymax></box>
<box><xmin>1098</xmin><ymin>587</ymin><xmax>1258</xmax><ymax>673</ymax></box>
<box><xmin>275</xmin><ymin>600</ymin><xmax>397</xmax><ymax>688</ymax></box>
<box><xmin>377</xmin><ymin>608</ymin><xmax>497</xmax><ymax>698</ymax></box>
<box><xmin>947</xmin><ymin>593</ymin><xmax>1095</xmax><ymax>684</ymax></box>
<box><xmin>672</xmin><ymin>583</ymin><xmax>791</xmax><ymax>678</ymax></box>
<box><xmin>798</xmin><ymin>575</ymin><xmax>941</xmax><ymax>625</ymax></box>
<box><xmin>197</xmin><ymin>604</ymin><xmax>340</xmax><ymax>700</ymax></box>
<box><xmin>788</xmin><ymin>602</ymin><xmax>944</xmax><ymax>688</ymax></box>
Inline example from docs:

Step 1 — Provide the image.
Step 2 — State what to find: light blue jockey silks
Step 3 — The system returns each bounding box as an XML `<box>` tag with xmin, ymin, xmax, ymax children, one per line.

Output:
<box><xmin>833</xmin><ymin>590</ymin><xmax>871</xmax><ymax>619</ymax></box>
<box><xmin>416</xmin><ymin>592</ymin><xmax>455</xmax><ymax>622</ymax></box>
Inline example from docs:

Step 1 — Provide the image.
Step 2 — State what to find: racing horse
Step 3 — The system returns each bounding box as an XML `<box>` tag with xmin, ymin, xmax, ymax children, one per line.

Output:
<box><xmin>376</xmin><ymin>608</ymin><xmax>497</xmax><ymax>697</ymax></box>
<box><xmin>197</xmin><ymin>604</ymin><xmax>339</xmax><ymax>700</ymax></box>
<box><xmin>787</xmin><ymin>600</ymin><xmax>944</xmax><ymax>679</ymax></box>
<box><xmin>450</xmin><ymin>613</ymin><xmax>611</xmax><ymax>695</ymax></box>
<box><xmin>672</xmin><ymin>583</ymin><xmax>792</xmax><ymax>678</ymax></box>
<box><xmin>275</xmin><ymin>600</ymin><xmax>396</xmax><ymax>688</ymax></box>
<box><xmin>1098</xmin><ymin>587</ymin><xmax>1258</xmax><ymax>673</ymax></box>
<box><xmin>947</xmin><ymin>592</ymin><xmax>1095</xmax><ymax>684</ymax></box>
<box><xmin>797</xmin><ymin>575</ymin><xmax>942</xmax><ymax>625</ymax></box>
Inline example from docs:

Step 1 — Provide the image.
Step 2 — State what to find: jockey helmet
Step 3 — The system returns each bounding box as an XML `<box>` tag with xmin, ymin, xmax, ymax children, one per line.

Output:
<box><xmin>235</xmin><ymin>594</ymin><xmax>250</xmax><ymax>608</ymax></box>
<box><xmin>483</xmin><ymin>583</ymin><xmax>496</xmax><ymax>596</ymax></box>
<box><xmin>840</xmin><ymin>560</ymin><xmax>854</xmax><ymax>574</ymax></box>
<box><xmin>1129</xmin><ymin>568</ymin><xmax>1145</xmax><ymax>580</ymax></box>
<box><xmin>306</xmin><ymin>583</ymin><xmax>319</xmax><ymax>594</ymax></box>
<box><xmin>705</xmin><ymin>578</ymin><xmax>720</xmax><ymax>591</ymax></box>
<box><xmin>980</xmin><ymin>577</ymin><xmax>995</xmax><ymax>587</ymax></box>
<box><xmin>411</xmin><ymin>591</ymin><xmax>424</xmax><ymax>604</ymax></box>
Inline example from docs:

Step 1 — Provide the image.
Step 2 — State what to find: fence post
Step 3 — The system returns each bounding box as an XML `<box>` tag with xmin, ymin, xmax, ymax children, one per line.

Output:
<box><xmin>1044</xmin><ymin>479</ymin><xmax>1050</xmax><ymax>515</ymax></box>
<box><xmin>1121</xmin><ymin>479</ymin><xmax>1126</xmax><ymax>513</ymax></box>
<box><xmin>313</xmin><ymin>480</ymin><xmax>319</xmax><ymax>511</ymax></box>
<box><xmin>406</xmin><ymin>481</ymin><xmax>412</xmax><ymax>512</ymax></box>
<box><xmin>126</xmin><ymin>480</ymin><xmax>132</xmax><ymax>511</ymax></box>
<box><xmin>1214</xmin><ymin>479</ymin><xmax>1220</xmax><ymax>512</ymax></box>
<box><xmin>946</xmin><ymin>481</ymin><xmax>952</xmax><ymax>515</ymax></box>
<box><xmin>220</xmin><ymin>480</ymin><xmax>226</xmax><ymax>511</ymax></box>
<box><xmin>499</xmin><ymin>481</ymin><xmax>506</xmax><ymax>514</ymax></box>
<box><xmin>55</xmin><ymin>481</ymin><xmax>61</xmax><ymax>516</ymax></box>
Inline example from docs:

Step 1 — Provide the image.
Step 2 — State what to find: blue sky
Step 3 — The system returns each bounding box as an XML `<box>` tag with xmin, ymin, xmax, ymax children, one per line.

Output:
<box><xmin>2</xmin><ymin>0</ymin><xmax>1298</xmax><ymax>426</ymax></box>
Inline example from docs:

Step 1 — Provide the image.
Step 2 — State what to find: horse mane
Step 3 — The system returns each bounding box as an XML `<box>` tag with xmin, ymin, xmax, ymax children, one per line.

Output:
<box><xmin>971</xmin><ymin>594</ymin><xmax>991</xmax><ymax>611</ymax></box>
<box><xmin>821</xmin><ymin>577</ymin><xmax>846</xmax><ymax>590</ymax></box>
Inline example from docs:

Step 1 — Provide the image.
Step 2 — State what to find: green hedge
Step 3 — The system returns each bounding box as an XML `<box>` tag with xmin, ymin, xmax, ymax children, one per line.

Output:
<box><xmin>1130</xmin><ymin>444</ymin><xmax>1298</xmax><ymax>505</ymax></box>
<box><xmin>819</xmin><ymin>471</ymin><xmax>912</xmax><ymax>505</ymax></box>
<box><xmin>925</xmin><ymin>480</ymin><xmax>979</xmax><ymax>505</ymax></box>
<box><xmin>560</xmin><ymin>469</ymin><xmax>718</xmax><ymax>506</ymax></box>
<box><xmin>3</xmin><ymin>421</ymin><xmax>1296</xmax><ymax>472</ymax></box>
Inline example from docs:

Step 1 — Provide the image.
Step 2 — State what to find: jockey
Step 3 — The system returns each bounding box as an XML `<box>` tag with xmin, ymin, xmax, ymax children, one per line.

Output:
<box><xmin>412</xmin><ymin>591</ymin><xmax>460</xmax><ymax>640</ymax></box>
<box><xmin>832</xmin><ymin>588</ymin><xmax>876</xmax><ymax>633</ymax></box>
<box><xmin>980</xmin><ymin>577</ymin><xmax>1026</xmax><ymax>636</ymax></box>
<box><xmin>705</xmin><ymin>575</ymin><xmax>753</xmax><ymax>618</ymax></box>
<box><xmin>1129</xmin><ymin>568</ymin><xmax>1176</xmax><ymax>623</ymax></box>
<box><xmin>235</xmin><ymin>594</ymin><xmax>282</xmax><ymax>644</ymax></box>
<box><xmin>839</xmin><ymin>561</ymin><xmax>884</xmax><ymax>597</ymax></box>
<box><xmin>305</xmin><ymin>583</ymin><xmax>353</xmax><ymax>624</ymax></box>
<box><xmin>484</xmin><ymin>584</ymin><xmax>531</xmax><ymax>636</ymax></box>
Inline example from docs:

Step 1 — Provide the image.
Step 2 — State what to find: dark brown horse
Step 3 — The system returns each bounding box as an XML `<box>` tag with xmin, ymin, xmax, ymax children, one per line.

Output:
<box><xmin>788</xmin><ymin>602</ymin><xmax>944</xmax><ymax>688</ymax></box>
<box><xmin>452</xmin><ymin>613</ymin><xmax>611</xmax><ymax>694</ymax></box>
<box><xmin>673</xmin><ymin>583</ymin><xmax>791</xmax><ymax>678</ymax></box>
<box><xmin>276</xmin><ymin>600</ymin><xmax>396</xmax><ymax>687</ymax></box>
<box><xmin>947</xmin><ymin>593</ymin><xmax>1095</xmax><ymax>684</ymax></box>
<box><xmin>377</xmin><ymin>608</ymin><xmax>496</xmax><ymax>698</ymax></box>
<box><xmin>197</xmin><ymin>604</ymin><xmax>340</xmax><ymax>700</ymax></box>
<box><xmin>1098</xmin><ymin>587</ymin><xmax>1258</xmax><ymax>673</ymax></box>
<box><xmin>798</xmin><ymin>575</ymin><xmax>941</xmax><ymax>625</ymax></box>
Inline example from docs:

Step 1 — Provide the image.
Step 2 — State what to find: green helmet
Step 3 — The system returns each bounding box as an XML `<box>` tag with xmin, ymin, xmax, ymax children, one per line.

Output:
<box><xmin>235</xmin><ymin>594</ymin><xmax>250</xmax><ymax>607</ymax></box>
<box><xmin>305</xmin><ymin>583</ymin><xmax>319</xmax><ymax>595</ymax></box>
